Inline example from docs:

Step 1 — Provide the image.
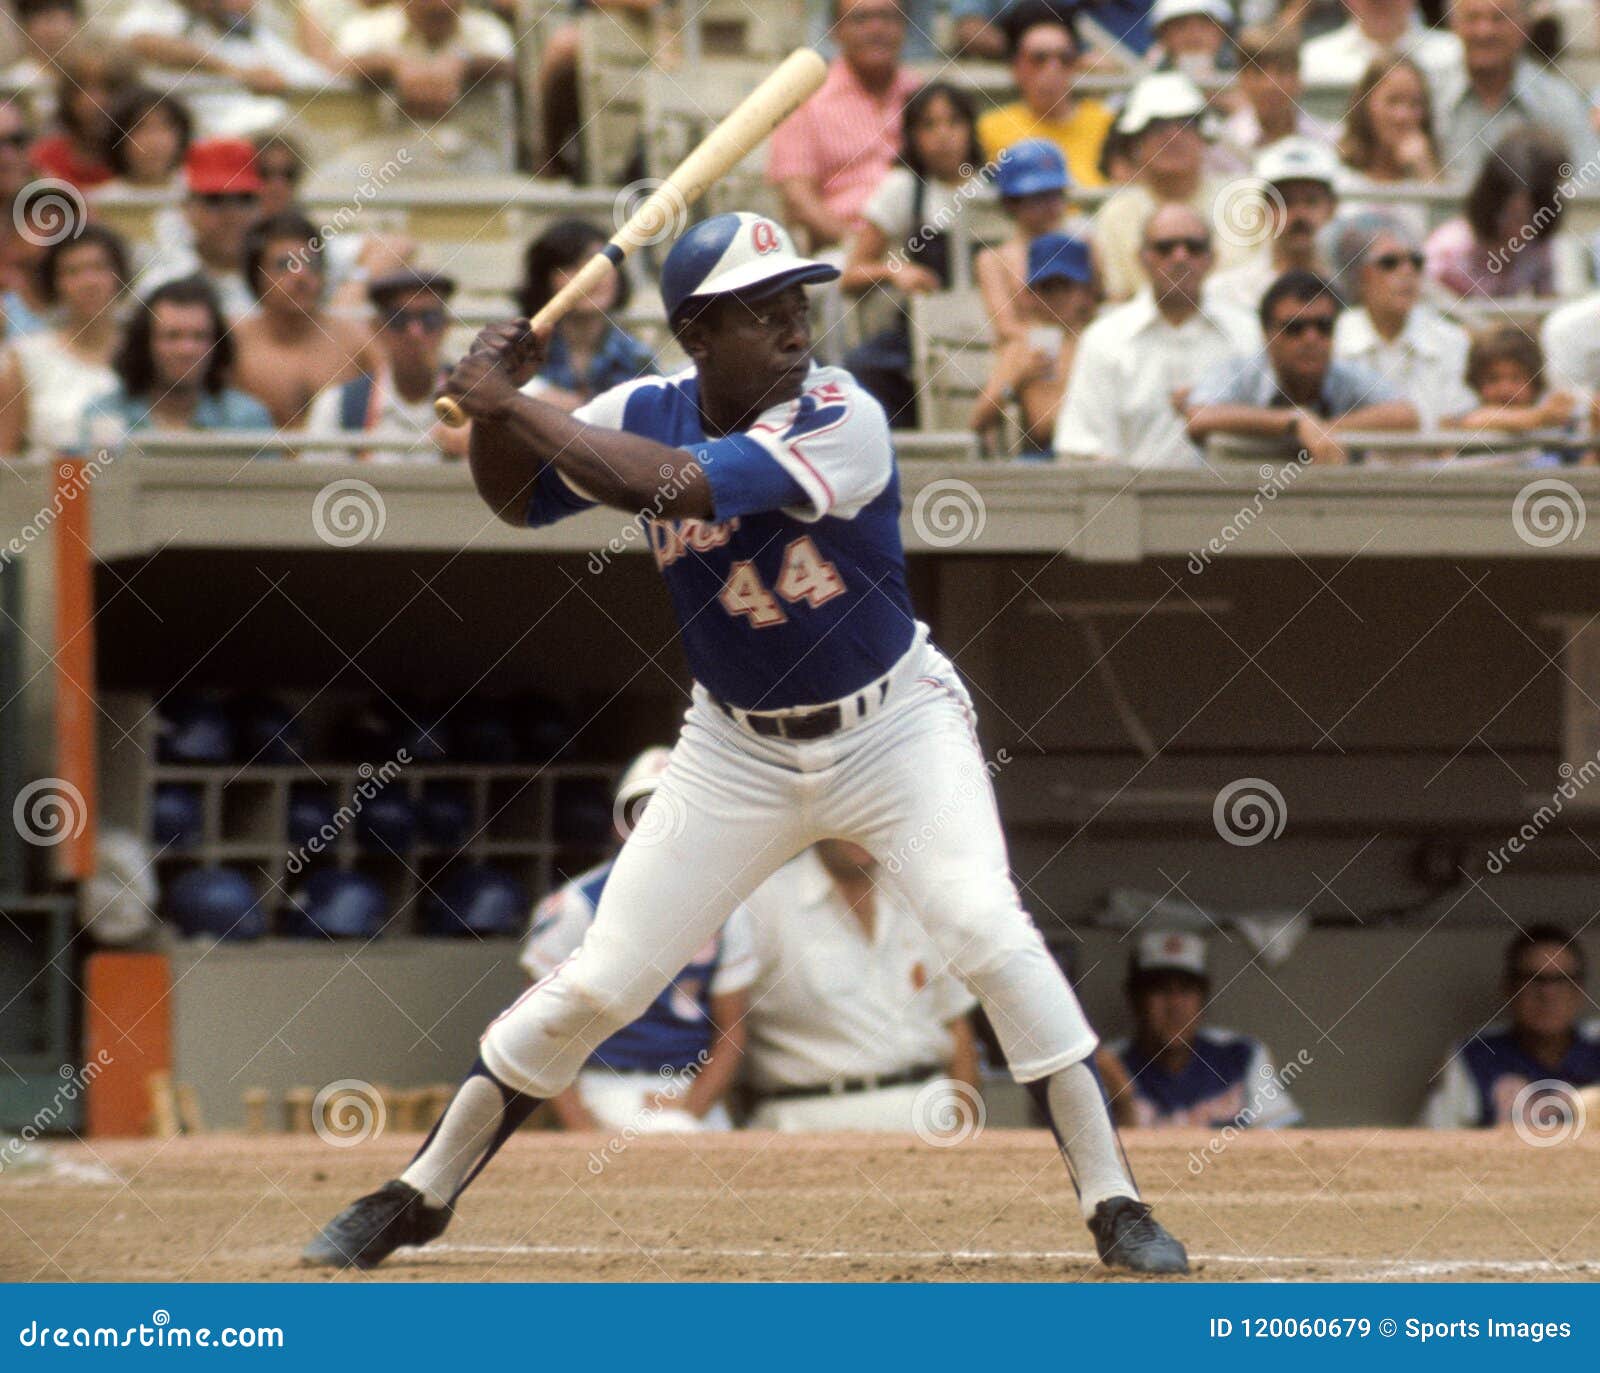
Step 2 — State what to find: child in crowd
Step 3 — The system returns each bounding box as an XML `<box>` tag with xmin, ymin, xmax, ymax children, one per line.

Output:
<box><xmin>976</xmin><ymin>138</ymin><xmax>1086</xmax><ymax>345</ymax></box>
<box><xmin>1451</xmin><ymin>323</ymin><xmax>1579</xmax><ymax>467</ymax></box>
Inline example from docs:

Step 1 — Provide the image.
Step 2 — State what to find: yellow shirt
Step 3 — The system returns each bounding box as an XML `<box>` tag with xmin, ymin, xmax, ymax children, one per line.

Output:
<box><xmin>977</xmin><ymin>100</ymin><xmax>1115</xmax><ymax>190</ymax></box>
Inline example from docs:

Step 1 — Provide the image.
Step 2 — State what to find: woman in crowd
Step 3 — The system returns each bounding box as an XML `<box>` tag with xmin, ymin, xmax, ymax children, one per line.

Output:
<box><xmin>1336</xmin><ymin>56</ymin><xmax>1438</xmax><ymax>240</ymax></box>
<box><xmin>1325</xmin><ymin>210</ymin><xmax>1475</xmax><ymax>430</ymax></box>
<box><xmin>1425</xmin><ymin>126</ymin><xmax>1588</xmax><ymax>301</ymax></box>
<box><xmin>841</xmin><ymin>82</ymin><xmax>990</xmax><ymax>429</ymax></box>
<box><xmin>0</xmin><ymin>223</ymin><xmax>128</xmax><ymax>458</ymax></box>
<box><xmin>101</xmin><ymin>86</ymin><xmax>192</xmax><ymax>193</ymax></box>
<box><xmin>515</xmin><ymin>218</ymin><xmax>655</xmax><ymax>411</ymax></box>
<box><xmin>977</xmin><ymin>138</ymin><xmax>1085</xmax><ymax>345</ymax></box>
<box><xmin>29</xmin><ymin>42</ymin><xmax>138</xmax><ymax>190</ymax></box>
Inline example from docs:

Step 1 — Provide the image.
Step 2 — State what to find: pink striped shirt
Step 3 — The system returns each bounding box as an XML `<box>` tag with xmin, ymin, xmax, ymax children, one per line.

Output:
<box><xmin>765</xmin><ymin>58</ymin><xmax>923</xmax><ymax>231</ymax></box>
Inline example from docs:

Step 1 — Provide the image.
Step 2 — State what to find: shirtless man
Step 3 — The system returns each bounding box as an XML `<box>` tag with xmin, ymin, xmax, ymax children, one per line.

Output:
<box><xmin>231</xmin><ymin>210</ymin><xmax>379</xmax><ymax>428</ymax></box>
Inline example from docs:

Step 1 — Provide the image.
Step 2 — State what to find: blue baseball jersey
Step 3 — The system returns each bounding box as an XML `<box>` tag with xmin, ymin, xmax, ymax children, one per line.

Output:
<box><xmin>1422</xmin><ymin>1022</ymin><xmax>1600</xmax><ymax>1128</ymax></box>
<box><xmin>521</xmin><ymin>364</ymin><xmax>916</xmax><ymax>710</ymax></box>
<box><xmin>519</xmin><ymin>860</ymin><xmax>757</xmax><ymax>1074</ymax></box>
<box><xmin>1110</xmin><ymin>1028</ymin><xmax>1302</xmax><ymax>1129</ymax></box>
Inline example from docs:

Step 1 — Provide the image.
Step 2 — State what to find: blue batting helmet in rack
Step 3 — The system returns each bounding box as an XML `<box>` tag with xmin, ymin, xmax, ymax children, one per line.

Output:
<box><xmin>151</xmin><ymin>783</ymin><xmax>203</xmax><ymax>849</ymax></box>
<box><xmin>167</xmin><ymin>865</ymin><xmax>268</xmax><ymax>940</ymax></box>
<box><xmin>425</xmin><ymin>866</ymin><xmax>529</xmax><ymax>937</ymax></box>
<box><xmin>659</xmin><ymin>213</ymin><xmax>838</xmax><ymax>325</ymax></box>
<box><xmin>287</xmin><ymin>870</ymin><xmax>387</xmax><ymax>939</ymax></box>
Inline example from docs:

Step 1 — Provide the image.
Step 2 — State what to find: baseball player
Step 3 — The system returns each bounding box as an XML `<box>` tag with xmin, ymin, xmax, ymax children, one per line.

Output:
<box><xmin>524</xmin><ymin>747</ymin><xmax>754</xmax><ymax>1133</ymax></box>
<box><xmin>303</xmin><ymin>212</ymin><xmax>1188</xmax><ymax>1274</ymax></box>
<box><xmin>738</xmin><ymin>840</ymin><xmax>980</xmax><ymax>1132</ymax></box>
<box><xmin>1105</xmin><ymin>932</ymin><xmax>1302</xmax><ymax>1130</ymax></box>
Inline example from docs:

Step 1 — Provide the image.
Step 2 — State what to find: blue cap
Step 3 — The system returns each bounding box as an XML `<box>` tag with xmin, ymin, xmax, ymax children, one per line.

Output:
<box><xmin>1026</xmin><ymin>233</ymin><xmax>1092</xmax><ymax>287</ymax></box>
<box><xmin>660</xmin><ymin>212</ymin><xmax>839</xmax><ymax>323</ymax></box>
<box><xmin>994</xmin><ymin>139</ymin><xmax>1071</xmax><ymax>199</ymax></box>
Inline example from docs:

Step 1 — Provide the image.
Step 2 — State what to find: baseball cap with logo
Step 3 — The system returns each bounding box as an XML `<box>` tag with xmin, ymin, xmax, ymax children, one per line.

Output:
<box><xmin>660</xmin><ymin>212</ymin><xmax>838</xmax><ymax>325</ymax></box>
<box><xmin>1252</xmin><ymin>135</ymin><xmax>1341</xmax><ymax>190</ymax></box>
<box><xmin>1026</xmin><ymin>233</ymin><xmax>1092</xmax><ymax>287</ymax></box>
<box><xmin>1116</xmin><ymin>72</ymin><xmax>1208</xmax><ymax>136</ymax></box>
<box><xmin>994</xmin><ymin>138</ymin><xmax>1072</xmax><ymax>199</ymax></box>
<box><xmin>184</xmin><ymin>137</ymin><xmax>263</xmax><ymax>195</ymax></box>
<box><xmin>1131</xmin><ymin>930</ymin><xmax>1208</xmax><ymax>981</ymax></box>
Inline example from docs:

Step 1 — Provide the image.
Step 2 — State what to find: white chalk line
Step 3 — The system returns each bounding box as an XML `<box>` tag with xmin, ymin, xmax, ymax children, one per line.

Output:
<box><xmin>425</xmin><ymin>1242</ymin><xmax>1599</xmax><ymax>1279</ymax></box>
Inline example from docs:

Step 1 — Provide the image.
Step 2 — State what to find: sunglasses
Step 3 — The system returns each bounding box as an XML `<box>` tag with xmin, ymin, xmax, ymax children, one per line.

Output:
<box><xmin>198</xmin><ymin>191</ymin><xmax>258</xmax><ymax>208</ymax></box>
<box><xmin>1148</xmin><ymin>236</ymin><xmax>1210</xmax><ymax>257</ymax></box>
<box><xmin>1022</xmin><ymin>48</ymin><xmax>1078</xmax><ymax>66</ymax></box>
<box><xmin>384</xmin><ymin>306</ymin><xmax>447</xmax><ymax>332</ymax></box>
<box><xmin>270</xmin><ymin>252</ymin><xmax>311</xmax><ymax>273</ymax></box>
<box><xmin>1371</xmin><ymin>250</ymin><xmax>1424</xmax><ymax>273</ymax></box>
<box><xmin>0</xmin><ymin>130</ymin><xmax>32</xmax><ymax>149</ymax></box>
<box><xmin>259</xmin><ymin>165</ymin><xmax>300</xmax><ymax>183</ymax></box>
<box><xmin>1518</xmin><ymin>970</ymin><xmax>1581</xmax><ymax>989</ymax></box>
<box><xmin>1277</xmin><ymin>316</ymin><xmax>1336</xmax><ymax>339</ymax></box>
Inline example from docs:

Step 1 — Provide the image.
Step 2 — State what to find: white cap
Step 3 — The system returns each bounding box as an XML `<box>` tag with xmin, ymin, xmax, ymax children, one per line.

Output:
<box><xmin>1252</xmin><ymin>135</ymin><xmax>1342</xmax><ymax>189</ymax></box>
<box><xmin>615</xmin><ymin>746</ymin><xmax>671</xmax><ymax>810</ymax></box>
<box><xmin>1133</xmin><ymin>930</ymin><xmax>1208</xmax><ymax>979</ymax></box>
<box><xmin>1117</xmin><ymin>72</ymin><xmax>1208</xmax><ymax>136</ymax></box>
<box><xmin>1151</xmin><ymin>0</ymin><xmax>1232</xmax><ymax>27</ymax></box>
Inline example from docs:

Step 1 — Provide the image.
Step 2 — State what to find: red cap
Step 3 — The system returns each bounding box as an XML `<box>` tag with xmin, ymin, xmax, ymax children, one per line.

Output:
<box><xmin>184</xmin><ymin>138</ymin><xmax>263</xmax><ymax>195</ymax></box>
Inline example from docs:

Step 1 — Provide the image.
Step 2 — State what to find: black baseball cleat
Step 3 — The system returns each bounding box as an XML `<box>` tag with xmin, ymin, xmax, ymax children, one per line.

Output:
<box><xmin>1088</xmin><ymin>1197</ymin><xmax>1190</xmax><ymax>1275</ymax></box>
<box><xmin>301</xmin><ymin>1179</ymin><xmax>452</xmax><ymax>1270</ymax></box>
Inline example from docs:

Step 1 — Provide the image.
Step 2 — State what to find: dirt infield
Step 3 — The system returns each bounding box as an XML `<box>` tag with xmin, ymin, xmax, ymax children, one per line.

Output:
<box><xmin>2</xmin><ymin>1129</ymin><xmax>1597</xmax><ymax>1283</ymax></box>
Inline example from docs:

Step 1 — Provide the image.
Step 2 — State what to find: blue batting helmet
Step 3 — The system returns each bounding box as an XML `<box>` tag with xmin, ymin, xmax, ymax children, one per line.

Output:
<box><xmin>660</xmin><ymin>212</ymin><xmax>838</xmax><ymax>324</ymax></box>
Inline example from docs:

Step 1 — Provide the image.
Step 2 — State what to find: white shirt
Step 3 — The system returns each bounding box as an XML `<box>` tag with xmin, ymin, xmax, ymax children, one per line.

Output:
<box><xmin>1541</xmin><ymin>293</ymin><xmax>1600</xmax><ymax>400</ymax></box>
<box><xmin>860</xmin><ymin>167</ymin><xmax>995</xmax><ymax>248</ymax></box>
<box><xmin>738</xmin><ymin>850</ymin><xmax>977</xmax><ymax>1093</ymax></box>
<box><xmin>304</xmin><ymin>363</ymin><xmax>446</xmax><ymax>463</ymax></box>
<box><xmin>1334</xmin><ymin>305</ymin><xmax>1474</xmax><ymax>429</ymax></box>
<box><xmin>8</xmin><ymin>333</ymin><xmax>117</xmax><ymax>459</ymax></box>
<box><xmin>1053</xmin><ymin>290</ymin><xmax>1261</xmax><ymax>467</ymax></box>
<box><xmin>1298</xmin><ymin>16</ymin><xmax>1462</xmax><ymax>94</ymax></box>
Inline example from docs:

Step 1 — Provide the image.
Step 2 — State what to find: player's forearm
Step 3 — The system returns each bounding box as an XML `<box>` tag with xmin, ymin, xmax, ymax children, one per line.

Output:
<box><xmin>127</xmin><ymin>34</ymin><xmax>235</xmax><ymax>76</ymax></box>
<box><xmin>1328</xmin><ymin>401</ymin><xmax>1419</xmax><ymax>434</ymax></box>
<box><xmin>681</xmin><ymin>1032</ymin><xmax>744</xmax><ymax>1117</ymax></box>
<box><xmin>1185</xmin><ymin>405</ymin><xmax>1296</xmax><ymax>442</ymax></box>
<box><xmin>946</xmin><ymin>1017</ymin><xmax>980</xmax><ymax>1093</ymax></box>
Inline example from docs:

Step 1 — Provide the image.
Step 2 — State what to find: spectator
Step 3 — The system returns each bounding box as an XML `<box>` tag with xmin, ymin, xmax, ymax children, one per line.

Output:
<box><xmin>29</xmin><ymin>41</ymin><xmax>138</xmax><ymax>191</ymax></box>
<box><xmin>1105</xmin><ymin>932</ymin><xmax>1302</xmax><ymax>1129</ymax></box>
<box><xmin>305</xmin><ymin>266</ymin><xmax>465</xmax><ymax>462</ymax></box>
<box><xmin>1091</xmin><ymin>72</ymin><xmax>1252</xmax><ymax>302</ymax></box>
<box><xmin>82</xmin><ymin>276</ymin><xmax>273</xmax><ymax>446</ymax></box>
<box><xmin>1186</xmin><ymin>269</ymin><xmax>1420</xmax><ymax>462</ymax></box>
<box><xmin>975</xmin><ymin>11</ymin><xmax>1114</xmax><ymax>191</ymax></box>
<box><xmin>955</xmin><ymin>0</ymin><xmax>1164</xmax><ymax>62</ymax></box>
<box><xmin>766</xmin><ymin>0</ymin><xmax>921</xmax><ymax>253</ymax></box>
<box><xmin>1424</xmin><ymin>126</ymin><xmax>1587</xmax><ymax>300</ymax></box>
<box><xmin>1217</xmin><ymin>25</ymin><xmax>1337</xmax><ymax>172</ymax></box>
<box><xmin>515</xmin><ymin>220</ymin><xmax>656</xmax><ymax>413</ymax></box>
<box><xmin>1541</xmin><ymin>283</ymin><xmax>1600</xmax><ymax>399</ymax></box>
<box><xmin>232</xmin><ymin>209</ymin><xmax>380</xmax><ymax>428</ymax></box>
<box><xmin>3</xmin><ymin>0</ymin><xmax>85</xmax><ymax>119</ymax></box>
<box><xmin>738</xmin><ymin>841</ymin><xmax>980</xmax><ymax>1132</ymax></box>
<box><xmin>1422</xmin><ymin>924</ymin><xmax>1600</xmax><ymax>1127</ymax></box>
<box><xmin>0</xmin><ymin>222</ymin><xmax>127</xmax><ymax>458</ymax></box>
<box><xmin>1435</xmin><ymin>0</ymin><xmax>1597</xmax><ymax>180</ymax></box>
<box><xmin>521</xmin><ymin>749</ymin><xmax>754</xmax><ymax>1134</ymax></box>
<box><xmin>102</xmin><ymin>86</ymin><xmax>193</xmax><ymax>192</ymax></box>
<box><xmin>1452</xmin><ymin>322</ymin><xmax>1577</xmax><ymax>463</ymax></box>
<box><xmin>1336</xmin><ymin>56</ymin><xmax>1440</xmax><ymax>238</ymax></box>
<box><xmin>1209</xmin><ymin>137</ymin><xmax>1342</xmax><ymax>315</ymax></box>
<box><xmin>0</xmin><ymin>100</ymin><xmax>50</xmax><ymax>339</ymax></box>
<box><xmin>1327</xmin><ymin>211</ymin><xmax>1475</xmax><ymax>429</ymax></box>
<box><xmin>1055</xmin><ymin>203</ymin><xmax>1258</xmax><ymax>466</ymax></box>
<box><xmin>137</xmin><ymin>136</ymin><xmax>265</xmax><ymax>318</ymax></box>
<box><xmin>1146</xmin><ymin>0</ymin><xmax>1233</xmax><ymax>84</ymax></box>
<box><xmin>976</xmin><ymin>139</ymin><xmax>1083</xmax><ymax>345</ymax></box>
<box><xmin>971</xmin><ymin>233</ymin><xmax>1096</xmax><ymax>456</ymax></box>
<box><xmin>842</xmin><ymin>83</ymin><xmax>990</xmax><ymax>428</ymax></box>
<box><xmin>116</xmin><ymin>0</ymin><xmax>328</xmax><ymax>137</ymax></box>
<box><xmin>1299</xmin><ymin>0</ymin><xmax>1461</xmax><ymax>92</ymax></box>
<box><xmin>334</xmin><ymin>0</ymin><xmax>515</xmax><ymax>175</ymax></box>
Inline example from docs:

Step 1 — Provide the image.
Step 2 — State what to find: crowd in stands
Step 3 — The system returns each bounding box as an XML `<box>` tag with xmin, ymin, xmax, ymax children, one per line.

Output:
<box><xmin>4</xmin><ymin>0</ymin><xmax>1600</xmax><ymax>464</ymax></box>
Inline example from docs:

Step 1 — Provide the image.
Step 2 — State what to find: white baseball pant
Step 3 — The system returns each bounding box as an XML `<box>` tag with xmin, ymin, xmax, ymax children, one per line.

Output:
<box><xmin>480</xmin><ymin>624</ymin><xmax>1097</xmax><ymax>1098</ymax></box>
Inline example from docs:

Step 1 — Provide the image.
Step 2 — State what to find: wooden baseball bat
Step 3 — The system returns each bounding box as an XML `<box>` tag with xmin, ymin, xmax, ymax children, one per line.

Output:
<box><xmin>434</xmin><ymin>47</ymin><xmax>828</xmax><ymax>428</ymax></box>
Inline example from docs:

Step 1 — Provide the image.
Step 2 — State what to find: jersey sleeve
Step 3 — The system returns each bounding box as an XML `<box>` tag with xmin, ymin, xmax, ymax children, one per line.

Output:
<box><xmin>517</xmin><ymin>883</ymin><xmax>594</xmax><ymax>980</ymax></box>
<box><xmin>1242</xmin><ymin>1039</ymin><xmax>1302</xmax><ymax>1129</ymax></box>
<box><xmin>709</xmin><ymin>905</ymin><xmax>759</xmax><ymax>997</ymax></box>
<box><xmin>696</xmin><ymin>377</ymin><xmax>893</xmax><ymax>523</ymax></box>
<box><xmin>1419</xmin><ymin>1051</ymin><xmax>1480</xmax><ymax>1129</ymax></box>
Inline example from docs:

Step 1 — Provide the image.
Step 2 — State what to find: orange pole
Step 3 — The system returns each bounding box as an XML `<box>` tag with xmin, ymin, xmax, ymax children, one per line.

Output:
<box><xmin>52</xmin><ymin>457</ymin><xmax>97</xmax><ymax>880</ymax></box>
